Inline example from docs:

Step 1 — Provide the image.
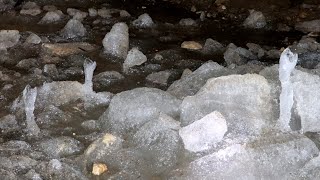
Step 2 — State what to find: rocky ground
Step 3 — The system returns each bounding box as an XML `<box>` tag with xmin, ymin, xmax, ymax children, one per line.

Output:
<box><xmin>1</xmin><ymin>0</ymin><xmax>320</xmax><ymax>179</ymax></box>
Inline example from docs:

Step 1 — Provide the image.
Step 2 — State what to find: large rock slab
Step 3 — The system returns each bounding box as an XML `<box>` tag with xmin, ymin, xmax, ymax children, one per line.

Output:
<box><xmin>180</xmin><ymin>74</ymin><xmax>272</xmax><ymax>135</ymax></box>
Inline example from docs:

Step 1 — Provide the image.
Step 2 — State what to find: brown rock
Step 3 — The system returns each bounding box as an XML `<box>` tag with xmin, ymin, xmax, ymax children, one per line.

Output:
<box><xmin>92</xmin><ymin>163</ymin><xmax>108</xmax><ymax>175</ymax></box>
<box><xmin>181</xmin><ymin>41</ymin><xmax>202</xmax><ymax>50</ymax></box>
<box><xmin>42</xmin><ymin>42</ymin><xmax>97</xmax><ymax>57</ymax></box>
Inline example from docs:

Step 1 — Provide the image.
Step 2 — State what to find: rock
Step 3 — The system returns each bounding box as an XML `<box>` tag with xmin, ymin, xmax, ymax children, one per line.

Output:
<box><xmin>88</xmin><ymin>8</ymin><xmax>97</xmax><ymax>17</ymax></box>
<box><xmin>132</xmin><ymin>13</ymin><xmax>154</xmax><ymax>28</ymax></box>
<box><xmin>290</xmin><ymin>37</ymin><xmax>320</xmax><ymax>54</ymax></box>
<box><xmin>42</xmin><ymin>42</ymin><xmax>96</xmax><ymax>57</ymax></box>
<box><xmin>179</xmin><ymin>111</ymin><xmax>227</xmax><ymax>152</ymax></box>
<box><xmin>298</xmin><ymin>52</ymin><xmax>320</xmax><ymax>69</ymax></box>
<box><xmin>0</xmin><ymin>168</ymin><xmax>17</xmax><ymax>180</ymax></box>
<box><xmin>129</xmin><ymin>113</ymin><xmax>181</xmax><ymax>175</ymax></box>
<box><xmin>20</xmin><ymin>2</ymin><xmax>41</xmax><ymax>16</ymax></box>
<box><xmin>97</xmin><ymin>8</ymin><xmax>111</xmax><ymax>18</ymax></box>
<box><xmin>99</xmin><ymin>87</ymin><xmax>181</xmax><ymax>137</ymax></box>
<box><xmin>60</xmin><ymin>19</ymin><xmax>86</xmax><ymax>39</ymax></box>
<box><xmin>181</xmin><ymin>41</ymin><xmax>202</xmax><ymax>50</ymax></box>
<box><xmin>0</xmin><ymin>30</ymin><xmax>20</xmax><ymax>50</ymax></box>
<box><xmin>36</xmin><ymin>105</ymin><xmax>72</xmax><ymax>128</ymax></box>
<box><xmin>43</xmin><ymin>5</ymin><xmax>57</xmax><ymax>12</ymax></box>
<box><xmin>23</xmin><ymin>169</ymin><xmax>42</xmax><ymax>180</ymax></box>
<box><xmin>243</xmin><ymin>10</ymin><xmax>266</xmax><ymax>29</ymax></box>
<box><xmin>201</xmin><ymin>38</ymin><xmax>225</xmax><ymax>55</ymax></box>
<box><xmin>146</xmin><ymin>70</ymin><xmax>174</xmax><ymax>87</ymax></box>
<box><xmin>123</xmin><ymin>48</ymin><xmax>147</xmax><ymax>72</ymax></box>
<box><xmin>224</xmin><ymin>43</ymin><xmax>256</xmax><ymax>66</ymax></box>
<box><xmin>67</xmin><ymin>8</ymin><xmax>88</xmax><ymax>20</ymax></box>
<box><xmin>291</xmin><ymin>155</ymin><xmax>320</xmax><ymax>179</ymax></box>
<box><xmin>64</xmin><ymin>67</ymin><xmax>83</xmax><ymax>78</ymax></box>
<box><xmin>25</xmin><ymin>33</ymin><xmax>41</xmax><ymax>44</ymax></box>
<box><xmin>102</xmin><ymin>22</ymin><xmax>129</xmax><ymax>59</ymax></box>
<box><xmin>81</xmin><ymin>120</ymin><xmax>100</xmax><ymax>132</ymax></box>
<box><xmin>181</xmin><ymin>68</ymin><xmax>192</xmax><ymax>78</ymax></box>
<box><xmin>43</xmin><ymin>64</ymin><xmax>59</xmax><ymax>79</ymax></box>
<box><xmin>119</xmin><ymin>10</ymin><xmax>130</xmax><ymax>18</ymax></box>
<box><xmin>0</xmin><ymin>115</ymin><xmax>20</xmax><ymax>136</ymax></box>
<box><xmin>180</xmin><ymin>74</ymin><xmax>272</xmax><ymax>136</ymax></box>
<box><xmin>16</xmin><ymin>58</ymin><xmax>39</xmax><ymax>70</ymax></box>
<box><xmin>167</xmin><ymin>61</ymin><xmax>229</xmax><ymax>99</ymax></box>
<box><xmin>266</xmin><ymin>49</ymin><xmax>281</xmax><ymax>59</ymax></box>
<box><xmin>179</xmin><ymin>18</ymin><xmax>197</xmax><ymax>26</ymax></box>
<box><xmin>34</xmin><ymin>136</ymin><xmax>84</xmax><ymax>158</ymax></box>
<box><xmin>246</xmin><ymin>43</ymin><xmax>265</xmax><ymax>59</ymax></box>
<box><xmin>171</xmin><ymin>133</ymin><xmax>318</xmax><ymax>179</ymax></box>
<box><xmin>295</xmin><ymin>19</ymin><xmax>320</xmax><ymax>33</ymax></box>
<box><xmin>38</xmin><ymin>10</ymin><xmax>63</xmax><ymax>24</ymax></box>
<box><xmin>93</xmin><ymin>71</ymin><xmax>124</xmax><ymax>89</ymax></box>
<box><xmin>92</xmin><ymin>163</ymin><xmax>108</xmax><ymax>176</ymax></box>
<box><xmin>0</xmin><ymin>140</ymin><xmax>32</xmax><ymax>156</ymax></box>
<box><xmin>6</xmin><ymin>155</ymin><xmax>38</xmax><ymax>174</ymax></box>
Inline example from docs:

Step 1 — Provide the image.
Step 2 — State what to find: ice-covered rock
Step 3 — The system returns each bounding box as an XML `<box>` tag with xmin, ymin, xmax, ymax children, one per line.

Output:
<box><xmin>43</xmin><ymin>64</ymin><xmax>58</xmax><ymax>79</ymax></box>
<box><xmin>99</xmin><ymin>87</ymin><xmax>181</xmax><ymax>137</ymax></box>
<box><xmin>146</xmin><ymin>70</ymin><xmax>174</xmax><ymax>87</ymax></box>
<box><xmin>243</xmin><ymin>10</ymin><xmax>266</xmax><ymax>29</ymax></box>
<box><xmin>97</xmin><ymin>8</ymin><xmax>111</xmax><ymax>18</ymax></box>
<box><xmin>20</xmin><ymin>2</ymin><xmax>41</xmax><ymax>16</ymax></box>
<box><xmin>167</xmin><ymin>61</ymin><xmax>229</xmax><ymax>99</ymax></box>
<box><xmin>38</xmin><ymin>10</ymin><xmax>63</xmax><ymax>24</ymax></box>
<box><xmin>291</xmin><ymin>155</ymin><xmax>320</xmax><ymax>179</ymax></box>
<box><xmin>25</xmin><ymin>33</ymin><xmax>41</xmax><ymax>44</ymax></box>
<box><xmin>0</xmin><ymin>30</ymin><xmax>20</xmax><ymax>50</ymax></box>
<box><xmin>201</xmin><ymin>38</ymin><xmax>225</xmax><ymax>55</ymax></box>
<box><xmin>60</xmin><ymin>19</ymin><xmax>86</xmax><ymax>39</ymax></box>
<box><xmin>179</xmin><ymin>111</ymin><xmax>227</xmax><ymax>152</ymax></box>
<box><xmin>123</xmin><ymin>48</ymin><xmax>147</xmax><ymax>72</ymax></box>
<box><xmin>295</xmin><ymin>19</ymin><xmax>320</xmax><ymax>33</ymax></box>
<box><xmin>180</xmin><ymin>74</ymin><xmax>272</xmax><ymax>135</ymax></box>
<box><xmin>224</xmin><ymin>43</ymin><xmax>256</xmax><ymax>66</ymax></box>
<box><xmin>102</xmin><ymin>22</ymin><xmax>129</xmax><ymax>59</ymax></box>
<box><xmin>132</xmin><ymin>13</ymin><xmax>154</xmax><ymax>28</ymax></box>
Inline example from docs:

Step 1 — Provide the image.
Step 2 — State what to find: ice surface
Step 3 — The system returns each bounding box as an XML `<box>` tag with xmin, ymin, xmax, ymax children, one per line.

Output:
<box><xmin>22</xmin><ymin>85</ymin><xmax>40</xmax><ymax>137</ymax></box>
<box><xmin>278</xmin><ymin>47</ymin><xmax>298</xmax><ymax>131</ymax></box>
<box><xmin>179</xmin><ymin>111</ymin><xmax>227</xmax><ymax>152</ymax></box>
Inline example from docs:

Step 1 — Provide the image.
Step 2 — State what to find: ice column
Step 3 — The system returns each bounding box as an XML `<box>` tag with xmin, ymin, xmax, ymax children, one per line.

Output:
<box><xmin>278</xmin><ymin>48</ymin><xmax>298</xmax><ymax>131</ymax></box>
<box><xmin>22</xmin><ymin>85</ymin><xmax>40</xmax><ymax>136</ymax></box>
<box><xmin>83</xmin><ymin>59</ymin><xmax>96</xmax><ymax>93</ymax></box>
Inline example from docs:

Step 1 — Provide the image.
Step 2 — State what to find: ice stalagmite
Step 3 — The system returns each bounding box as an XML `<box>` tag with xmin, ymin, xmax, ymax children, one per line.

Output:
<box><xmin>22</xmin><ymin>85</ymin><xmax>40</xmax><ymax>136</ymax></box>
<box><xmin>278</xmin><ymin>48</ymin><xmax>298</xmax><ymax>131</ymax></box>
<box><xmin>83</xmin><ymin>59</ymin><xmax>96</xmax><ymax>93</ymax></box>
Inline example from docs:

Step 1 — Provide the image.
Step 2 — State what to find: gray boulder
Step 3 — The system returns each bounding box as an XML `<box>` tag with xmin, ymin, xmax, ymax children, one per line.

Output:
<box><xmin>243</xmin><ymin>10</ymin><xmax>266</xmax><ymax>29</ymax></box>
<box><xmin>60</xmin><ymin>19</ymin><xmax>86</xmax><ymax>39</ymax></box>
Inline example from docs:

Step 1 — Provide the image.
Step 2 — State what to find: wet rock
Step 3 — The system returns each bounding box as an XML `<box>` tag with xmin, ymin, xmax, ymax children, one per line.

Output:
<box><xmin>295</xmin><ymin>19</ymin><xmax>320</xmax><ymax>33</ymax></box>
<box><xmin>16</xmin><ymin>58</ymin><xmax>39</xmax><ymax>70</ymax></box>
<box><xmin>298</xmin><ymin>52</ymin><xmax>320</xmax><ymax>69</ymax></box>
<box><xmin>64</xmin><ymin>67</ymin><xmax>83</xmax><ymax>78</ymax></box>
<box><xmin>35</xmin><ymin>136</ymin><xmax>83</xmax><ymax>158</ymax></box>
<box><xmin>60</xmin><ymin>19</ymin><xmax>86</xmax><ymax>39</ymax></box>
<box><xmin>179</xmin><ymin>18</ymin><xmax>197</xmax><ymax>26</ymax></box>
<box><xmin>20</xmin><ymin>2</ymin><xmax>41</xmax><ymax>16</ymax></box>
<box><xmin>132</xmin><ymin>13</ymin><xmax>154</xmax><ymax>28</ymax></box>
<box><xmin>23</xmin><ymin>169</ymin><xmax>42</xmax><ymax>180</ymax></box>
<box><xmin>102</xmin><ymin>22</ymin><xmax>129</xmax><ymax>59</ymax></box>
<box><xmin>0</xmin><ymin>168</ymin><xmax>18</xmax><ymax>180</ymax></box>
<box><xmin>0</xmin><ymin>141</ymin><xmax>32</xmax><ymax>156</ymax></box>
<box><xmin>179</xmin><ymin>111</ymin><xmax>227</xmax><ymax>152</ymax></box>
<box><xmin>0</xmin><ymin>115</ymin><xmax>20</xmax><ymax>136</ymax></box>
<box><xmin>171</xmin><ymin>133</ymin><xmax>318</xmax><ymax>179</ymax></box>
<box><xmin>129</xmin><ymin>113</ymin><xmax>181</xmax><ymax>175</ymax></box>
<box><xmin>119</xmin><ymin>10</ymin><xmax>130</xmax><ymax>18</ymax></box>
<box><xmin>167</xmin><ymin>61</ymin><xmax>229</xmax><ymax>99</ymax></box>
<box><xmin>224</xmin><ymin>43</ymin><xmax>256</xmax><ymax>66</ymax></box>
<box><xmin>25</xmin><ymin>33</ymin><xmax>41</xmax><ymax>44</ymax></box>
<box><xmin>93</xmin><ymin>71</ymin><xmax>124</xmax><ymax>89</ymax></box>
<box><xmin>99</xmin><ymin>87</ymin><xmax>181</xmax><ymax>137</ymax></box>
<box><xmin>88</xmin><ymin>8</ymin><xmax>97</xmax><ymax>17</ymax></box>
<box><xmin>0</xmin><ymin>30</ymin><xmax>20</xmax><ymax>50</ymax></box>
<box><xmin>36</xmin><ymin>159</ymin><xmax>87</xmax><ymax>180</ymax></box>
<box><xmin>43</xmin><ymin>5</ymin><xmax>57</xmax><ymax>12</ymax></box>
<box><xmin>201</xmin><ymin>38</ymin><xmax>225</xmax><ymax>55</ymax></box>
<box><xmin>43</xmin><ymin>64</ymin><xmax>58</xmax><ymax>79</ymax></box>
<box><xmin>180</xmin><ymin>74</ymin><xmax>272</xmax><ymax>135</ymax></box>
<box><xmin>181</xmin><ymin>41</ymin><xmax>202</xmax><ymax>50</ymax></box>
<box><xmin>6</xmin><ymin>155</ymin><xmax>38</xmax><ymax>174</ymax></box>
<box><xmin>266</xmin><ymin>49</ymin><xmax>281</xmax><ymax>59</ymax></box>
<box><xmin>243</xmin><ymin>10</ymin><xmax>266</xmax><ymax>29</ymax></box>
<box><xmin>81</xmin><ymin>120</ymin><xmax>100</xmax><ymax>132</ymax></box>
<box><xmin>290</xmin><ymin>37</ymin><xmax>320</xmax><ymax>54</ymax></box>
<box><xmin>36</xmin><ymin>105</ymin><xmax>72</xmax><ymax>128</ymax></box>
<box><xmin>97</xmin><ymin>8</ymin><xmax>111</xmax><ymax>18</ymax></box>
<box><xmin>0</xmin><ymin>0</ymin><xmax>15</xmax><ymax>12</ymax></box>
<box><xmin>38</xmin><ymin>10</ymin><xmax>63</xmax><ymax>24</ymax></box>
<box><xmin>123</xmin><ymin>48</ymin><xmax>147</xmax><ymax>72</ymax></box>
<box><xmin>181</xmin><ymin>68</ymin><xmax>192</xmax><ymax>78</ymax></box>
<box><xmin>146</xmin><ymin>70</ymin><xmax>176</xmax><ymax>87</ymax></box>
<box><xmin>67</xmin><ymin>8</ymin><xmax>88</xmax><ymax>21</ymax></box>
<box><xmin>42</xmin><ymin>43</ymin><xmax>96</xmax><ymax>57</ymax></box>
<box><xmin>246</xmin><ymin>43</ymin><xmax>265</xmax><ymax>59</ymax></box>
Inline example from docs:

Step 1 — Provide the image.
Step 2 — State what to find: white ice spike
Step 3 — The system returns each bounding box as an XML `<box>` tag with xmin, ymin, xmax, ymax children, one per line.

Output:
<box><xmin>22</xmin><ymin>85</ymin><xmax>40</xmax><ymax>136</ymax></box>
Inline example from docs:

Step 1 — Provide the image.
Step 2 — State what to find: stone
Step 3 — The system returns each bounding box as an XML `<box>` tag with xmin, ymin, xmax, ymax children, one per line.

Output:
<box><xmin>167</xmin><ymin>61</ymin><xmax>229</xmax><ymax>99</ymax></box>
<box><xmin>243</xmin><ymin>10</ymin><xmax>266</xmax><ymax>29</ymax></box>
<box><xmin>0</xmin><ymin>169</ymin><xmax>17</xmax><ymax>180</ymax></box>
<box><xmin>298</xmin><ymin>52</ymin><xmax>320</xmax><ymax>69</ymax></box>
<box><xmin>42</xmin><ymin>42</ymin><xmax>96</xmax><ymax>57</ymax></box>
<box><xmin>34</xmin><ymin>136</ymin><xmax>84</xmax><ymax>158</ymax></box>
<box><xmin>88</xmin><ymin>8</ymin><xmax>97</xmax><ymax>17</ymax></box>
<box><xmin>179</xmin><ymin>18</ymin><xmax>197</xmax><ymax>26</ymax></box>
<box><xmin>179</xmin><ymin>111</ymin><xmax>227</xmax><ymax>152</ymax></box>
<box><xmin>295</xmin><ymin>19</ymin><xmax>320</xmax><ymax>33</ymax></box>
<box><xmin>202</xmin><ymin>38</ymin><xmax>225</xmax><ymax>54</ymax></box>
<box><xmin>60</xmin><ymin>19</ymin><xmax>86</xmax><ymax>39</ymax></box>
<box><xmin>92</xmin><ymin>163</ymin><xmax>108</xmax><ymax>175</ymax></box>
<box><xmin>119</xmin><ymin>10</ymin><xmax>130</xmax><ymax>17</ymax></box>
<box><xmin>123</xmin><ymin>48</ymin><xmax>147</xmax><ymax>72</ymax></box>
<box><xmin>38</xmin><ymin>11</ymin><xmax>63</xmax><ymax>24</ymax></box>
<box><xmin>224</xmin><ymin>43</ymin><xmax>256</xmax><ymax>66</ymax></box>
<box><xmin>81</xmin><ymin>120</ymin><xmax>100</xmax><ymax>132</ymax></box>
<box><xmin>102</xmin><ymin>22</ymin><xmax>129</xmax><ymax>59</ymax></box>
<box><xmin>43</xmin><ymin>5</ymin><xmax>57</xmax><ymax>12</ymax></box>
<box><xmin>180</xmin><ymin>74</ymin><xmax>272</xmax><ymax>136</ymax></box>
<box><xmin>146</xmin><ymin>70</ymin><xmax>173</xmax><ymax>86</ymax></box>
<box><xmin>25</xmin><ymin>33</ymin><xmax>41</xmax><ymax>44</ymax></box>
<box><xmin>0</xmin><ymin>115</ymin><xmax>20</xmax><ymax>136</ymax></box>
<box><xmin>266</xmin><ymin>49</ymin><xmax>281</xmax><ymax>59</ymax></box>
<box><xmin>99</xmin><ymin>87</ymin><xmax>181</xmax><ymax>137</ymax></box>
<box><xmin>93</xmin><ymin>71</ymin><xmax>124</xmax><ymax>89</ymax></box>
<box><xmin>246</xmin><ymin>43</ymin><xmax>265</xmax><ymax>59</ymax></box>
<box><xmin>0</xmin><ymin>30</ymin><xmax>20</xmax><ymax>50</ymax></box>
<box><xmin>23</xmin><ymin>169</ymin><xmax>43</xmax><ymax>180</ymax></box>
<box><xmin>43</xmin><ymin>64</ymin><xmax>59</xmax><ymax>78</ymax></box>
<box><xmin>97</xmin><ymin>8</ymin><xmax>111</xmax><ymax>18</ymax></box>
<box><xmin>67</xmin><ymin>8</ymin><xmax>88</xmax><ymax>20</ymax></box>
<box><xmin>0</xmin><ymin>140</ymin><xmax>32</xmax><ymax>156</ymax></box>
<box><xmin>16</xmin><ymin>58</ymin><xmax>39</xmax><ymax>70</ymax></box>
<box><xmin>181</xmin><ymin>41</ymin><xmax>202</xmax><ymax>50</ymax></box>
<box><xmin>132</xmin><ymin>13</ymin><xmax>154</xmax><ymax>28</ymax></box>
<box><xmin>20</xmin><ymin>2</ymin><xmax>41</xmax><ymax>16</ymax></box>
<box><xmin>36</xmin><ymin>105</ymin><xmax>72</xmax><ymax>128</ymax></box>
<box><xmin>7</xmin><ymin>155</ymin><xmax>38</xmax><ymax>174</ymax></box>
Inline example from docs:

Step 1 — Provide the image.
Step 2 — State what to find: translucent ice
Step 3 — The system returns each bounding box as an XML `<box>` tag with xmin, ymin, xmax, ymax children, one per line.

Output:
<box><xmin>278</xmin><ymin>47</ymin><xmax>298</xmax><ymax>131</ymax></box>
<box><xmin>83</xmin><ymin>59</ymin><xmax>96</xmax><ymax>93</ymax></box>
<box><xmin>22</xmin><ymin>85</ymin><xmax>40</xmax><ymax>137</ymax></box>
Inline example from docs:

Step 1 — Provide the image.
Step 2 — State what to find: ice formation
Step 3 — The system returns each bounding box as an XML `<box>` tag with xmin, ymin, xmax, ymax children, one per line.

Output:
<box><xmin>22</xmin><ymin>85</ymin><xmax>40</xmax><ymax>136</ymax></box>
<box><xmin>83</xmin><ymin>59</ymin><xmax>96</xmax><ymax>93</ymax></box>
<box><xmin>278</xmin><ymin>47</ymin><xmax>298</xmax><ymax>131</ymax></box>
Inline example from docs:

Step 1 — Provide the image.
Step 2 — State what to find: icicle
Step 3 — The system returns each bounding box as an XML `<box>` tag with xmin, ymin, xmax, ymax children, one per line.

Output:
<box><xmin>22</xmin><ymin>85</ymin><xmax>40</xmax><ymax>136</ymax></box>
